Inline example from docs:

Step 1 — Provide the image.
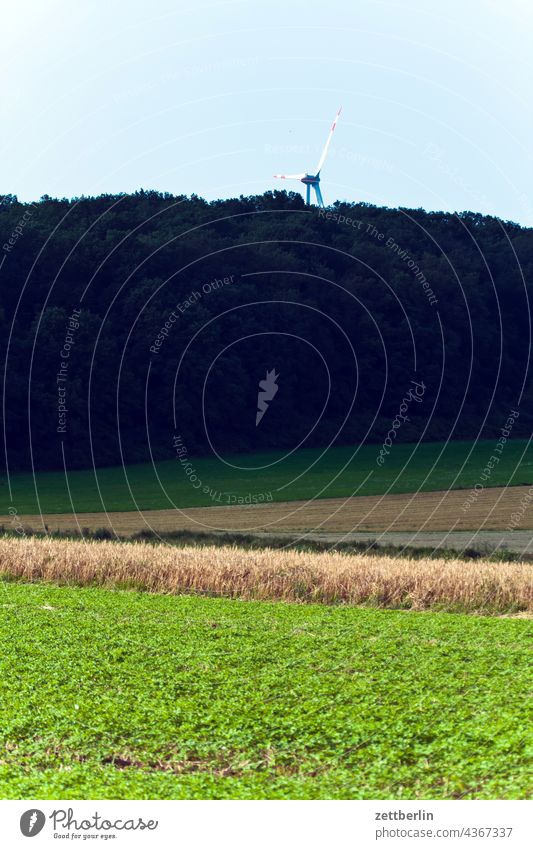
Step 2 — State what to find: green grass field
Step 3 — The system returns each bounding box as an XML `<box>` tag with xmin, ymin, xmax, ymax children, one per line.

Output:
<box><xmin>2</xmin><ymin>438</ymin><xmax>533</xmax><ymax>515</ymax></box>
<box><xmin>1</xmin><ymin>581</ymin><xmax>530</xmax><ymax>799</ymax></box>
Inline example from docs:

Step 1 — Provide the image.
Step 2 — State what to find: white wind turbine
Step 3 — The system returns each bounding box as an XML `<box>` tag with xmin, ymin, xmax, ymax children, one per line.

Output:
<box><xmin>273</xmin><ymin>107</ymin><xmax>342</xmax><ymax>207</ymax></box>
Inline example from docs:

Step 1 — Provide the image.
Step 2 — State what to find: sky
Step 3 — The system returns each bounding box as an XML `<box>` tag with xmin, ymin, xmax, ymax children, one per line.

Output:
<box><xmin>2</xmin><ymin>0</ymin><xmax>533</xmax><ymax>224</ymax></box>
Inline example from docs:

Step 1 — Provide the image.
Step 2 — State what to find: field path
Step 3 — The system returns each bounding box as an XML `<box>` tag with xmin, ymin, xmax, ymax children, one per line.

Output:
<box><xmin>250</xmin><ymin>530</ymin><xmax>533</xmax><ymax>555</ymax></box>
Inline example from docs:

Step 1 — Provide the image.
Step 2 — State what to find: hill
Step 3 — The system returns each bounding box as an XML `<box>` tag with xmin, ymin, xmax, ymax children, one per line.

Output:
<box><xmin>1</xmin><ymin>191</ymin><xmax>532</xmax><ymax>473</ymax></box>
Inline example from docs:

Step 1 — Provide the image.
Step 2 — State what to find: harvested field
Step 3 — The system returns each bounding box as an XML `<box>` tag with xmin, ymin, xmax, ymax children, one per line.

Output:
<box><xmin>3</xmin><ymin>484</ymin><xmax>533</xmax><ymax>539</ymax></box>
<box><xmin>0</xmin><ymin>535</ymin><xmax>531</xmax><ymax>613</ymax></box>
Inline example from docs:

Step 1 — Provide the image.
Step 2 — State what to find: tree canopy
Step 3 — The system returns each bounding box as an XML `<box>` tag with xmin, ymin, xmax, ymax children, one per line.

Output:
<box><xmin>1</xmin><ymin>190</ymin><xmax>531</xmax><ymax>472</ymax></box>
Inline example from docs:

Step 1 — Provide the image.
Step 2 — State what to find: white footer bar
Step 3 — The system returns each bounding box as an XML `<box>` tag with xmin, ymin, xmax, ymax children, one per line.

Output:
<box><xmin>1</xmin><ymin>799</ymin><xmax>530</xmax><ymax>848</ymax></box>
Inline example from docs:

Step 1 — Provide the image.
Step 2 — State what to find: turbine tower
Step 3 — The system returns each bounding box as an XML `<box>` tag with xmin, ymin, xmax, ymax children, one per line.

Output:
<box><xmin>273</xmin><ymin>107</ymin><xmax>342</xmax><ymax>207</ymax></box>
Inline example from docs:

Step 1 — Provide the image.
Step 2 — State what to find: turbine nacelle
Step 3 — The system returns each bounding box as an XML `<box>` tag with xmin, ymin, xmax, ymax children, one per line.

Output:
<box><xmin>299</xmin><ymin>173</ymin><xmax>323</xmax><ymax>207</ymax></box>
<box><xmin>273</xmin><ymin>107</ymin><xmax>341</xmax><ymax>207</ymax></box>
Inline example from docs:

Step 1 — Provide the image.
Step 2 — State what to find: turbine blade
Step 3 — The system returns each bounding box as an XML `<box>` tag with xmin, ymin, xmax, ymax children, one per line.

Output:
<box><xmin>315</xmin><ymin>107</ymin><xmax>342</xmax><ymax>175</ymax></box>
<box><xmin>273</xmin><ymin>173</ymin><xmax>306</xmax><ymax>179</ymax></box>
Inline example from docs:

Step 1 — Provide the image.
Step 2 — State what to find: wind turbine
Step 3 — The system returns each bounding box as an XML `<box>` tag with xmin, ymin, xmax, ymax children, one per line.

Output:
<box><xmin>273</xmin><ymin>107</ymin><xmax>342</xmax><ymax>207</ymax></box>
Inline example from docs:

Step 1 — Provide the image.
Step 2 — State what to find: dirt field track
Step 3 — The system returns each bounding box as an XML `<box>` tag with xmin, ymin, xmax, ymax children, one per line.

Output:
<box><xmin>3</xmin><ymin>486</ymin><xmax>533</xmax><ymax>551</ymax></box>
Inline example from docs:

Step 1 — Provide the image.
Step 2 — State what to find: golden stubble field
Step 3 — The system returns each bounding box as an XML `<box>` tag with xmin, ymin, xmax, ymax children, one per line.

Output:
<box><xmin>3</xmin><ymin>485</ymin><xmax>533</xmax><ymax>536</ymax></box>
<box><xmin>0</xmin><ymin>535</ymin><xmax>531</xmax><ymax>614</ymax></box>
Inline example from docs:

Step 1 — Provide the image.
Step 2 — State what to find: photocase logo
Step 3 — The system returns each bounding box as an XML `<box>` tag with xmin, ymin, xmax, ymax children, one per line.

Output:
<box><xmin>18</xmin><ymin>807</ymin><xmax>159</xmax><ymax>838</ymax></box>
<box><xmin>256</xmin><ymin>368</ymin><xmax>279</xmax><ymax>426</ymax></box>
<box><xmin>20</xmin><ymin>810</ymin><xmax>46</xmax><ymax>837</ymax></box>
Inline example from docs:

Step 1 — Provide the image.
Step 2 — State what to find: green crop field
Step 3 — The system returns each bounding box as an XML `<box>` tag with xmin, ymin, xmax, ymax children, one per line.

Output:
<box><xmin>2</xmin><ymin>438</ymin><xmax>533</xmax><ymax>515</ymax></box>
<box><xmin>0</xmin><ymin>581</ymin><xmax>530</xmax><ymax>800</ymax></box>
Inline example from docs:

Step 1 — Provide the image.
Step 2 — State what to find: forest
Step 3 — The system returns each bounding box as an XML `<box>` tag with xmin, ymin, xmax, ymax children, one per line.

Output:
<box><xmin>1</xmin><ymin>189</ymin><xmax>532</xmax><ymax>472</ymax></box>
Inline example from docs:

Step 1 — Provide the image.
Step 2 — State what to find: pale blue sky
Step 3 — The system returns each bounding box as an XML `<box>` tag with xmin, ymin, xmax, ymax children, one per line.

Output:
<box><xmin>2</xmin><ymin>0</ymin><xmax>532</xmax><ymax>223</ymax></box>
